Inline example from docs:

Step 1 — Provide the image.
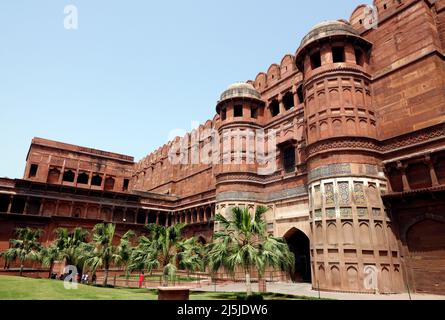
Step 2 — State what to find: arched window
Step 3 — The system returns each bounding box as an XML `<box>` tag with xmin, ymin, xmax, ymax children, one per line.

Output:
<box><xmin>91</xmin><ymin>174</ymin><xmax>103</xmax><ymax>187</ymax></box>
<box><xmin>77</xmin><ymin>172</ymin><xmax>89</xmax><ymax>185</ymax></box>
<box><xmin>270</xmin><ymin>100</ymin><xmax>280</xmax><ymax>117</ymax></box>
<box><xmin>283</xmin><ymin>91</ymin><xmax>295</xmax><ymax>111</ymax></box>
<box><xmin>62</xmin><ymin>170</ymin><xmax>75</xmax><ymax>183</ymax></box>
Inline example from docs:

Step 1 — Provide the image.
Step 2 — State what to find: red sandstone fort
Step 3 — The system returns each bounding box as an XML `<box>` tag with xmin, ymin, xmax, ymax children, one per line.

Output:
<box><xmin>1</xmin><ymin>0</ymin><xmax>445</xmax><ymax>295</ymax></box>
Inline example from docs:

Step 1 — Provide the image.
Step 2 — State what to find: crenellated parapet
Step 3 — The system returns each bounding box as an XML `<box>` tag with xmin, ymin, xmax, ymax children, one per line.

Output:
<box><xmin>132</xmin><ymin>118</ymin><xmax>220</xmax><ymax>196</ymax></box>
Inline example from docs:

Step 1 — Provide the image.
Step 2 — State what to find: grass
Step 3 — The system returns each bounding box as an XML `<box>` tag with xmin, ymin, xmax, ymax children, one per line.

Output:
<box><xmin>0</xmin><ymin>276</ymin><xmax>323</xmax><ymax>300</ymax></box>
<box><xmin>118</xmin><ymin>274</ymin><xmax>201</xmax><ymax>282</ymax></box>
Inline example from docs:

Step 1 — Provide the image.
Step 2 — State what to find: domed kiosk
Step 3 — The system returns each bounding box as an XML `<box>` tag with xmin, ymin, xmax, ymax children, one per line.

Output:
<box><xmin>295</xmin><ymin>20</ymin><xmax>372</xmax><ymax>72</ymax></box>
<box><xmin>216</xmin><ymin>82</ymin><xmax>265</xmax><ymax>124</ymax></box>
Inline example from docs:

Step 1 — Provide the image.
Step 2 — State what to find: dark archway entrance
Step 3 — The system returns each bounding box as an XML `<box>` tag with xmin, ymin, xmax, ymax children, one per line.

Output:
<box><xmin>285</xmin><ymin>228</ymin><xmax>311</xmax><ymax>283</ymax></box>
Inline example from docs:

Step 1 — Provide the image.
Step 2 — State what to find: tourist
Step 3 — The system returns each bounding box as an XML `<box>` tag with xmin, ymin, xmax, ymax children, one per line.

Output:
<box><xmin>139</xmin><ymin>271</ymin><xmax>145</xmax><ymax>288</ymax></box>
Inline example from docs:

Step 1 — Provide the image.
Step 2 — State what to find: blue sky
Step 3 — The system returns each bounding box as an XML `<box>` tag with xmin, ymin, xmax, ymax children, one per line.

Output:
<box><xmin>0</xmin><ymin>0</ymin><xmax>366</xmax><ymax>178</ymax></box>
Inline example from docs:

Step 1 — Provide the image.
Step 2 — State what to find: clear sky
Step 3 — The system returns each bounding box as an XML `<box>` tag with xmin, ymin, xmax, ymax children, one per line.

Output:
<box><xmin>0</xmin><ymin>0</ymin><xmax>366</xmax><ymax>178</ymax></box>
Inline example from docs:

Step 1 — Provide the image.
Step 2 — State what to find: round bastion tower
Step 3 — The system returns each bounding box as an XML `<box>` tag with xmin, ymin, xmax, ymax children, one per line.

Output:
<box><xmin>213</xmin><ymin>82</ymin><xmax>271</xmax><ymax>229</ymax></box>
<box><xmin>295</xmin><ymin>20</ymin><xmax>404</xmax><ymax>293</ymax></box>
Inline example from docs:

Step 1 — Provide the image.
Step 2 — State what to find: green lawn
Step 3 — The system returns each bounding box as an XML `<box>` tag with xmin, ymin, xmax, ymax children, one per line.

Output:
<box><xmin>118</xmin><ymin>274</ymin><xmax>201</xmax><ymax>282</ymax></box>
<box><xmin>0</xmin><ymin>276</ymin><xmax>321</xmax><ymax>300</ymax></box>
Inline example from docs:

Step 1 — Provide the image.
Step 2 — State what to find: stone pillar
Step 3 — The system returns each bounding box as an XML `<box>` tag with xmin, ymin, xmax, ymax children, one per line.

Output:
<box><xmin>55</xmin><ymin>200</ymin><xmax>60</xmax><ymax>216</ymax></box>
<box><xmin>59</xmin><ymin>161</ymin><xmax>66</xmax><ymax>184</ymax></box>
<box><xmin>398</xmin><ymin>162</ymin><xmax>411</xmax><ymax>192</ymax></box>
<box><xmin>292</xmin><ymin>85</ymin><xmax>300</xmax><ymax>107</ymax></box>
<box><xmin>102</xmin><ymin>174</ymin><xmax>107</xmax><ymax>190</ymax></box>
<box><xmin>39</xmin><ymin>199</ymin><xmax>45</xmax><ymax>216</ymax></box>
<box><xmin>145</xmin><ymin>211</ymin><xmax>149</xmax><ymax>225</ymax></box>
<box><xmin>69</xmin><ymin>202</ymin><xmax>75</xmax><ymax>218</ymax></box>
<box><xmin>344</xmin><ymin>43</ymin><xmax>356</xmax><ymax>63</ymax></box>
<box><xmin>197</xmin><ymin>209</ymin><xmax>201</xmax><ymax>223</ymax></box>
<box><xmin>204</xmin><ymin>208</ymin><xmax>208</xmax><ymax>222</ymax></box>
<box><xmin>111</xmin><ymin>206</ymin><xmax>116</xmax><ymax>222</ymax></box>
<box><xmin>156</xmin><ymin>211</ymin><xmax>160</xmax><ymax>225</ymax></box>
<box><xmin>23</xmin><ymin>197</ymin><xmax>30</xmax><ymax>215</ymax></box>
<box><xmin>278</xmin><ymin>93</ymin><xmax>286</xmax><ymax>114</ymax></box>
<box><xmin>426</xmin><ymin>156</ymin><xmax>439</xmax><ymax>187</ymax></box>
<box><xmin>7</xmin><ymin>195</ymin><xmax>13</xmax><ymax>214</ymax></box>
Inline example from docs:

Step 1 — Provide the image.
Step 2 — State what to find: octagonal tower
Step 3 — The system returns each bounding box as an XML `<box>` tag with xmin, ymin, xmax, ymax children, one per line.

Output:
<box><xmin>214</xmin><ymin>82</ymin><xmax>269</xmax><ymax>229</ymax></box>
<box><xmin>296</xmin><ymin>21</ymin><xmax>403</xmax><ymax>293</ymax></box>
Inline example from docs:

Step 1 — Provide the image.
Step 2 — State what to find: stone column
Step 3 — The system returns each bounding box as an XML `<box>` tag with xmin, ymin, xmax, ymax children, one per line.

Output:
<box><xmin>156</xmin><ymin>211</ymin><xmax>160</xmax><ymax>225</ymax></box>
<box><xmin>69</xmin><ymin>201</ymin><xmax>75</xmax><ymax>218</ymax></box>
<box><xmin>55</xmin><ymin>200</ymin><xmax>60</xmax><ymax>216</ymax></box>
<box><xmin>111</xmin><ymin>206</ymin><xmax>116</xmax><ymax>222</ymax></box>
<box><xmin>292</xmin><ymin>85</ymin><xmax>300</xmax><ymax>107</ymax></box>
<box><xmin>39</xmin><ymin>199</ymin><xmax>45</xmax><ymax>216</ymax></box>
<box><xmin>426</xmin><ymin>156</ymin><xmax>439</xmax><ymax>187</ymax></box>
<box><xmin>278</xmin><ymin>93</ymin><xmax>285</xmax><ymax>114</ymax></box>
<box><xmin>398</xmin><ymin>162</ymin><xmax>411</xmax><ymax>192</ymax></box>
<box><xmin>145</xmin><ymin>211</ymin><xmax>149</xmax><ymax>225</ymax></box>
<box><xmin>7</xmin><ymin>195</ymin><xmax>13</xmax><ymax>214</ymax></box>
<box><xmin>23</xmin><ymin>197</ymin><xmax>30</xmax><ymax>215</ymax></box>
<box><xmin>59</xmin><ymin>161</ymin><xmax>66</xmax><ymax>184</ymax></box>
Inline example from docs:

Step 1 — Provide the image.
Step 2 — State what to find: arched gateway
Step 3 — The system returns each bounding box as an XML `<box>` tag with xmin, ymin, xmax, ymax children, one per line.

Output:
<box><xmin>284</xmin><ymin>228</ymin><xmax>311</xmax><ymax>283</ymax></box>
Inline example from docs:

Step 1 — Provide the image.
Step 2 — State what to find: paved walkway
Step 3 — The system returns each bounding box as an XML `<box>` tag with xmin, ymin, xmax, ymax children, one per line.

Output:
<box><xmin>193</xmin><ymin>282</ymin><xmax>445</xmax><ymax>300</ymax></box>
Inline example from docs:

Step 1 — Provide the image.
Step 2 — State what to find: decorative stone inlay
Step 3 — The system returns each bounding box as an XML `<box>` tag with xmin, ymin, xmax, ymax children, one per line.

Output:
<box><xmin>326</xmin><ymin>208</ymin><xmax>336</xmax><ymax>219</ymax></box>
<box><xmin>315</xmin><ymin>209</ymin><xmax>322</xmax><ymax>219</ymax></box>
<box><xmin>372</xmin><ymin>208</ymin><xmax>381</xmax><ymax>217</ymax></box>
<box><xmin>338</xmin><ymin>182</ymin><xmax>350</xmax><ymax>205</ymax></box>
<box><xmin>365</xmin><ymin>165</ymin><xmax>378</xmax><ymax>175</ymax></box>
<box><xmin>308</xmin><ymin>163</ymin><xmax>352</xmax><ymax>181</ymax></box>
<box><xmin>357</xmin><ymin>207</ymin><xmax>368</xmax><ymax>218</ymax></box>
<box><xmin>340</xmin><ymin>207</ymin><xmax>352</xmax><ymax>218</ymax></box>
<box><xmin>325</xmin><ymin>183</ymin><xmax>335</xmax><ymax>206</ymax></box>
<box><xmin>216</xmin><ymin>185</ymin><xmax>307</xmax><ymax>202</ymax></box>
<box><xmin>354</xmin><ymin>182</ymin><xmax>366</xmax><ymax>205</ymax></box>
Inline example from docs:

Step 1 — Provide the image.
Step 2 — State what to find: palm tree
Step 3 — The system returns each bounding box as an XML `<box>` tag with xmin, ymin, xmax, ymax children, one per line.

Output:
<box><xmin>1</xmin><ymin>228</ymin><xmax>43</xmax><ymax>277</ymax></box>
<box><xmin>54</xmin><ymin>227</ymin><xmax>89</xmax><ymax>273</ymax></box>
<box><xmin>85</xmin><ymin>223</ymin><xmax>131</xmax><ymax>286</ymax></box>
<box><xmin>129</xmin><ymin>223</ymin><xmax>202</xmax><ymax>287</ymax></box>
<box><xmin>116</xmin><ymin>230</ymin><xmax>135</xmax><ymax>283</ymax></box>
<box><xmin>178</xmin><ymin>237</ymin><xmax>204</xmax><ymax>276</ymax></box>
<box><xmin>206</xmin><ymin>206</ymin><xmax>295</xmax><ymax>296</ymax></box>
<box><xmin>40</xmin><ymin>245</ymin><xmax>60</xmax><ymax>279</ymax></box>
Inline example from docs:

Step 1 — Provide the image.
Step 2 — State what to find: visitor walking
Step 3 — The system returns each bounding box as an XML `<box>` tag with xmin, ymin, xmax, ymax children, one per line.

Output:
<box><xmin>139</xmin><ymin>271</ymin><xmax>145</xmax><ymax>288</ymax></box>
